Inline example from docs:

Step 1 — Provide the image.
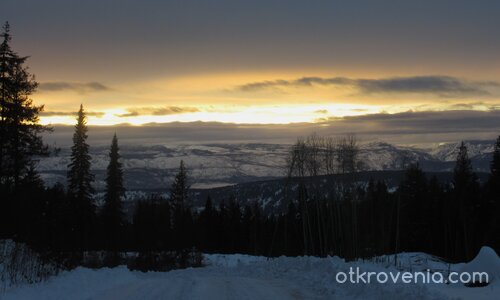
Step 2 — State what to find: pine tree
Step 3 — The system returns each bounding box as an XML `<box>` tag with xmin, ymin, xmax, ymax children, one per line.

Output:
<box><xmin>67</xmin><ymin>104</ymin><xmax>94</xmax><ymax>202</ymax></box>
<box><xmin>67</xmin><ymin>105</ymin><xmax>95</xmax><ymax>252</ymax></box>
<box><xmin>169</xmin><ymin>160</ymin><xmax>189</xmax><ymax>249</ymax></box>
<box><xmin>452</xmin><ymin>142</ymin><xmax>478</xmax><ymax>260</ymax></box>
<box><xmin>453</xmin><ymin>142</ymin><xmax>477</xmax><ymax>190</ymax></box>
<box><xmin>101</xmin><ymin>133</ymin><xmax>125</xmax><ymax>251</ymax></box>
<box><xmin>199</xmin><ymin>196</ymin><xmax>214</xmax><ymax>251</ymax></box>
<box><xmin>103</xmin><ymin>133</ymin><xmax>125</xmax><ymax>218</ymax></box>
<box><xmin>169</xmin><ymin>160</ymin><xmax>189</xmax><ymax>208</ymax></box>
<box><xmin>0</xmin><ymin>22</ymin><xmax>50</xmax><ymax>188</ymax></box>
<box><xmin>397</xmin><ymin>163</ymin><xmax>430</xmax><ymax>252</ymax></box>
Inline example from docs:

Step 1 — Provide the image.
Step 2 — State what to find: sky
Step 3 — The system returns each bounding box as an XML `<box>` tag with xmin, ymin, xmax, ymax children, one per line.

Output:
<box><xmin>2</xmin><ymin>0</ymin><xmax>500</xmax><ymax>145</ymax></box>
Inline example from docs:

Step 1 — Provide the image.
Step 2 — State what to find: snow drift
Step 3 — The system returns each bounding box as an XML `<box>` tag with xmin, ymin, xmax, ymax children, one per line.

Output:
<box><xmin>460</xmin><ymin>246</ymin><xmax>500</xmax><ymax>284</ymax></box>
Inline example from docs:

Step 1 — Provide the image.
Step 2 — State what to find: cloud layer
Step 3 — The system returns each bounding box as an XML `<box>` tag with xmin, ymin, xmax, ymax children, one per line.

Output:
<box><xmin>237</xmin><ymin>76</ymin><xmax>499</xmax><ymax>97</ymax></box>
<box><xmin>39</xmin><ymin>82</ymin><xmax>110</xmax><ymax>94</ymax></box>
<box><xmin>40</xmin><ymin>111</ymin><xmax>105</xmax><ymax>117</ymax></box>
<box><xmin>42</xmin><ymin>109</ymin><xmax>500</xmax><ymax>146</ymax></box>
<box><xmin>117</xmin><ymin>106</ymin><xmax>200</xmax><ymax>117</ymax></box>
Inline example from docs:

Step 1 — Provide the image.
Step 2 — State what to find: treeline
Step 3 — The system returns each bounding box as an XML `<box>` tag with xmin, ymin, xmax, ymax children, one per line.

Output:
<box><xmin>280</xmin><ymin>138</ymin><xmax>500</xmax><ymax>261</ymax></box>
<box><xmin>2</xmin><ymin>125</ymin><xmax>499</xmax><ymax>264</ymax></box>
<box><xmin>254</xmin><ymin>136</ymin><xmax>499</xmax><ymax>262</ymax></box>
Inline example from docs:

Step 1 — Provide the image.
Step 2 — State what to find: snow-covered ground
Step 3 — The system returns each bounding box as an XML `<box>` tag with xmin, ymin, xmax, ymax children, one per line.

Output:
<box><xmin>1</xmin><ymin>249</ymin><xmax>498</xmax><ymax>300</ymax></box>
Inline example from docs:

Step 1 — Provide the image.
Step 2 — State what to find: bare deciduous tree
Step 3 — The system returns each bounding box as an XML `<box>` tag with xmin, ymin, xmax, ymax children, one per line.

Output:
<box><xmin>336</xmin><ymin>135</ymin><xmax>359</xmax><ymax>174</ymax></box>
<box><xmin>286</xmin><ymin>133</ymin><xmax>359</xmax><ymax>178</ymax></box>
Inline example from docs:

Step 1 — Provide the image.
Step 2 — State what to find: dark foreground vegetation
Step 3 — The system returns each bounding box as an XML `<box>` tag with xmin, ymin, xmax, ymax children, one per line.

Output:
<box><xmin>0</xmin><ymin>23</ymin><xmax>499</xmax><ymax>273</ymax></box>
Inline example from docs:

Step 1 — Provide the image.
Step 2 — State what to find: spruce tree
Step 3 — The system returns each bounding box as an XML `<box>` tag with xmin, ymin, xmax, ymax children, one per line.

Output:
<box><xmin>0</xmin><ymin>22</ymin><xmax>50</xmax><ymax>188</ymax></box>
<box><xmin>452</xmin><ymin>142</ymin><xmax>478</xmax><ymax>260</ymax></box>
<box><xmin>453</xmin><ymin>142</ymin><xmax>477</xmax><ymax>190</ymax></box>
<box><xmin>169</xmin><ymin>160</ymin><xmax>189</xmax><ymax>249</ymax></box>
<box><xmin>101</xmin><ymin>133</ymin><xmax>125</xmax><ymax>251</ymax></box>
<box><xmin>67</xmin><ymin>104</ymin><xmax>94</xmax><ymax>202</ymax></box>
<box><xmin>169</xmin><ymin>160</ymin><xmax>189</xmax><ymax>208</ymax></box>
<box><xmin>397</xmin><ymin>163</ymin><xmax>430</xmax><ymax>252</ymax></box>
<box><xmin>199</xmin><ymin>196</ymin><xmax>214</xmax><ymax>250</ymax></box>
<box><xmin>67</xmin><ymin>105</ymin><xmax>95</xmax><ymax>252</ymax></box>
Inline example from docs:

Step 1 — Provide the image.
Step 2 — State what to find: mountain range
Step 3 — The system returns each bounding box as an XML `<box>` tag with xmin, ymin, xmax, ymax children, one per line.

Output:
<box><xmin>36</xmin><ymin>140</ymin><xmax>495</xmax><ymax>191</ymax></box>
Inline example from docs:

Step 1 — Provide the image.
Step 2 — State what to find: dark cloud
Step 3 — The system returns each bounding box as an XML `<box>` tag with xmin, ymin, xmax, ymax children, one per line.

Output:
<box><xmin>40</xmin><ymin>111</ymin><xmax>105</xmax><ymax>117</ymax></box>
<box><xmin>321</xmin><ymin>110</ymin><xmax>500</xmax><ymax>136</ymax></box>
<box><xmin>448</xmin><ymin>102</ymin><xmax>487</xmax><ymax>110</ymax></box>
<box><xmin>356</xmin><ymin>76</ymin><xmax>495</xmax><ymax>97</ymax></box>
<box><xmin>238</xmin><ymin>77</ymin><xmax>351</xmax><ymax>92</ymax></box>
<box><xmin>151</xmin><ymin>107</ymin><xmax>199</xmax><ymax>116</ymax></box>
<box><xmin>237</xmin><ymin>76</ymin><xmax>498</xmax><ymax>97</ymax></box>
<box><xmin>117</xmin><ymin>111</ymin><xmax>139</xmax><ymax>117</ymax></box>
<box><xmin>117</xmin><ymin>106</ymin><xmax>199</xmax><ymax>117</ymax></box>
<box><xmin>39</xmin><ymin>82</ymin><xmax>111</xmax><ymax>93</ymax></box>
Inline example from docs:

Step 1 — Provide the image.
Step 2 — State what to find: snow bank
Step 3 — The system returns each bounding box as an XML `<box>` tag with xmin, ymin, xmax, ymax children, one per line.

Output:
<box><xmin>2</xmin><ymin>266</ymin><xmax>136</xmax><ymax>300</ymax></box>
<box><xmin>1</xmin><ymin>250</ymin><xmax>499</xmax><ymax>299</ymax></box>
<box><xmin>203</xmin><ymin>253</ymin><xmax>267</xmax><ymax>268</ymax></box>
<box><xmin>460</xmin><ymin>246</ymin><xmax>500</xmax><ymax>283</ymax></box>
<box><xmin>0</xmin><ymin>240</ymin><xmax>60</xmax><ymax>291</ymax></box>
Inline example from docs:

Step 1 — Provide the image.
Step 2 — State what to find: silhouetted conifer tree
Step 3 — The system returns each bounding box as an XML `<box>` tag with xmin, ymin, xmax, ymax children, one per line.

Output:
<box><xmin>452</xmin><ymin>142</ymin><xmax>479</xmax><ymax>260</ymax></box>
<box><xmin>199</xmin><ymin>196</ymin><xmax>215</xmax><ymax>251</ymax></box>
<box><xmin>453</xmin><ymin>142</ymin><xmax>477</xmax><ymax>190</ymax></box>
<box><xmin>101</xmin><ymin>133</ymin><xmax>125</xmax><ymax>252</ymax></box>
<box><xmin>169</xmin><ymin>160</ymin><xmax>188</xmax><ymax>208</ymax></box>
<box><xmin>68</xmin><ymin>105</ymin><xmax>94</xmax><ymax>201</ymax></box>
<box><xmin>67</xmin><ymin>104</ymin><xmax>95</xmax><ymax>251</ymax></box>
<box><xmin>169</xmin><ymin>160</ymin><xmax>190</xmax><ymax>249</ymax></box>
<box><xmin>397</xmin><ymin>163</ymin><xmax>430</xmax><ymax>252</ymax></box>
<box><xmin>0</xmin><ymin>22</ymin><xmax>50</xmax><ymax>188</ymax></box>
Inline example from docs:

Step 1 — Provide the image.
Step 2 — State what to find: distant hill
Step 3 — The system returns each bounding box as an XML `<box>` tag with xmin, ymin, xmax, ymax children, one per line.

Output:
<box><xmin>186</xmin><ymin>170</ymin><xmax>490</xmax><ymax>214</ymax></box>
<box><xmin>114</xmin><ymin>170</ymin><xmax>489</xmax><ymax>218</ymax></box>
<box><xmin>36</xmin><ymin>140</ymin><xmax>495</xmax><ymax>191</ymax></box>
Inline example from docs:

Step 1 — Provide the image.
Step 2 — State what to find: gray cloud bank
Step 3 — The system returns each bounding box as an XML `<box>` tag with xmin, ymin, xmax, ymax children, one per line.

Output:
<box><xmin>237</xmin><ymin>76</ymin><xmax>499</xmax><ymax>97</ymax></box>
<box><xmin>39</xmin><ymin>82</ymin><xmax>110</xmax><ymax>93</ymax></box>
<box><xmin>41</xmin><ymin>111</ymin><xmax>105</xmax><ymax>117</ymax></box>
<box><xmin>43</xmin><ymin>110</ymin><xmax>500</xmax><ymax>147</ymax></box>
<box><xmin>117</xmin><ymin>106</ymin><xmax>199</xmax><ymax>117</ymax></box>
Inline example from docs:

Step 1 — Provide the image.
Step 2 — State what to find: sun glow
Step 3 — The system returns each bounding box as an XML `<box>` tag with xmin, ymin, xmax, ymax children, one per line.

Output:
<box><xmin>39</xmin><ymin>104</ymin><xmax>386</xmax><ymax>126</ymax></box>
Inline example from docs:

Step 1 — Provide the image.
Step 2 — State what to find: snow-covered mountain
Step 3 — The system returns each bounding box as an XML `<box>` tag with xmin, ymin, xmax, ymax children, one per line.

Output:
<box><xmin>37</xmin><ymin>143</ymin><xmax>289</xmax><ymax>190</ymax></box>
<box><xmin>358</xmin><ymin>142</ymin><xmax>435</xmax><ymax>171</ymax></box>
<box><xmin>36</xmin><ymin>140</ymin><xmax>495</xmax><ymax>191</ymax></box>
<box><xmin>430</xmin><ymin>141</ymin><xmax>495</xmax><ymax>162</ymax></box>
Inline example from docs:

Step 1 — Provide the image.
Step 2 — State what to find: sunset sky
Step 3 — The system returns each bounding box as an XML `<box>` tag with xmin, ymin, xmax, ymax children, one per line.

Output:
<box><xmin>2</xmin><ymin>0</ymin><xmax>500</xmax><ymax>144</ymax></box>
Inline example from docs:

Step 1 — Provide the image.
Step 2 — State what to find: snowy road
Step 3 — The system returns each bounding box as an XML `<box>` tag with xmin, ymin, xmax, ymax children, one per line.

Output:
<box><xmin>2</xmin><ymin>252</ymin><xmax>498</xmax><ymax>299</ymax></box>
<box><xmin>93</xmin><ymin>275</ymin><xmax>317</xmax><ymax>300</ymax></box>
